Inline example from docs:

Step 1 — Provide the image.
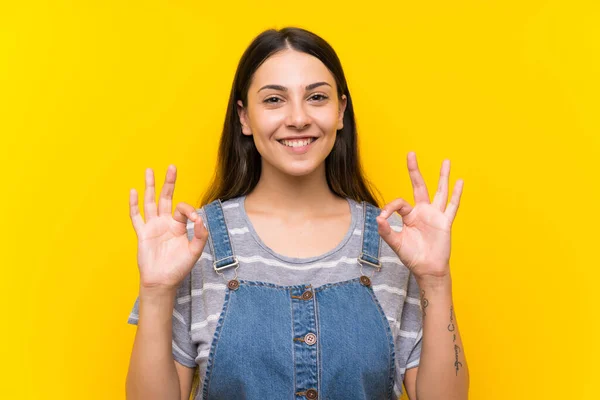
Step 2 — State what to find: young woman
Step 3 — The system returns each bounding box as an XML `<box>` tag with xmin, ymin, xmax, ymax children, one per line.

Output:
<box><xmin>125</xmin><ymin>27</ymin><xmax>469</xmax><ymax>400</ymax></box>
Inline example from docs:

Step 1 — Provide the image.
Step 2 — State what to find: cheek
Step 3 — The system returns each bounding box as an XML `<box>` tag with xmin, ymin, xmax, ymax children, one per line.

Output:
<box><xmin>312</xmin><ymin>109</ymin><xmax>340</xmax><ymax>133</ymax></box>
<box><xmin>251</xmin><ymin>110</ymin><xmax>285</xmax><ymax>134</ymax></box>
<box><xmin>248</xmin><ymin>111</ymin><xmax>282</xmax><ymax>155</ymax></box>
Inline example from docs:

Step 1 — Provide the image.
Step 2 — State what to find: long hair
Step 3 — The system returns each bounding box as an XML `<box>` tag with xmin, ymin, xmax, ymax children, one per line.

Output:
<box><xmin>198</xmin><ymin>27</ymin><xmax>383</xmax><ymax>208</ymax></box>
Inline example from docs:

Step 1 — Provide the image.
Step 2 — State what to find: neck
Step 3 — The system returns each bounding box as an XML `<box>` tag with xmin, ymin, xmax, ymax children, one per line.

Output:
<box><xmin>245</xmin><ymin>160</ymin><xmax>343</xmax><ymax>219</ymax></box>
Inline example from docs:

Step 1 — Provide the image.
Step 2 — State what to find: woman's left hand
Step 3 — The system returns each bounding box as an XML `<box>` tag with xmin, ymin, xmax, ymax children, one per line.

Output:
<box><xmin>376</xmin><ymin>152</ymin><xmax>464</xmax><ymax>282</ymax></box>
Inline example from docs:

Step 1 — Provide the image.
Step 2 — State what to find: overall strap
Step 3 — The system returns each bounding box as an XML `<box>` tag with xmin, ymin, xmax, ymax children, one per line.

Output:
<box><xmin>203</xmin><ymin>199</ymin><xmax>239</xmax><ymax>273</ymax></box>
<box><xmin>358</xmin><ymin>201</ymin><xmax>382</xmax><ymax>271</ymax></box>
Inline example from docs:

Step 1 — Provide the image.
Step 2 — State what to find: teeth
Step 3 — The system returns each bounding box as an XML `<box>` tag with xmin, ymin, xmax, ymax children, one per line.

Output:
<box><xmin>280</xmin><ymin>138</ymin><xmax>315</xmax><ymax>147</ymax></box>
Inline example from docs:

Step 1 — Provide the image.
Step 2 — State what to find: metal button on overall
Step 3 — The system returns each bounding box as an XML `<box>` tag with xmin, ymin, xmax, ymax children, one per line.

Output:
<box><xmin>227</xmin><ymin>279</ymin><xmax>239</xmax><ymax>290</ymax></box>
<box><xmin>305</xmin><ymin>388</ymin><xmax>318</xmax><ymax>399</ymax></box>
<box><xmin>359</xmin><ymin>275</ymin><xmax>371</xmax><ymax>286</ymax></box>
<box><xmin>304</xmin><ymin>332</ymin><xmax>317</xmax><ymax>346</ymax></box>
<box><xmin>301</xmin><ymin>290</ymin><xmax>313</xmax><ymax>300</ymax></box>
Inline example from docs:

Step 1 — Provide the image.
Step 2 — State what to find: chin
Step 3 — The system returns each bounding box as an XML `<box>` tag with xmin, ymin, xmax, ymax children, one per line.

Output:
<box><xmin>259</xmin><ymin>151</ymin><xmax>329</xmax><ymax>178</ymax></box>
<box><xmin>277</xmin><ymin>160</ymin><xmax>324</xmax><ymax>178</ymax></box>
<box><xmin>281</xmin><ymin>166</ymin><xmax>319</xmax><ymax>177</ymax></box>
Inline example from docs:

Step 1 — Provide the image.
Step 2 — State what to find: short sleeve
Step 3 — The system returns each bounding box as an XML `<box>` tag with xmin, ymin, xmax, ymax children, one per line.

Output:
<box><xmin>126</xmin><ymin>213</ymin><xmax>204</xmax><ymax>369</ymax></box>
<box><xmin>393</xmin><ymin>271</ymin><xmax>423</xmax><ymax>397</ymax></box>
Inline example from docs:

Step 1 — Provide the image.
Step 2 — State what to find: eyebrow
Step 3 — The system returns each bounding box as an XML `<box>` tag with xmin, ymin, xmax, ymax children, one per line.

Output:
<box><xmin>257</xmin><ymin>81</ymin><xmax>332</xmax><ymax>92</ymax></box>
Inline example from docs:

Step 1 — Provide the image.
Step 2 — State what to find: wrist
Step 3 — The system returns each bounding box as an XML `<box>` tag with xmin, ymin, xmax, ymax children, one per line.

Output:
<box><xmin>138</xmin><ymin>285</ymin><xmax>177</xmax><ymax>322</ymax></box>
<box><xmin>416</xmin><ymin>272</ymin><xmax>453</xmax><ymax>292</ymax></box>
<box><xmin>139</xmin><ymin>284</ymin><xmax>178</xmax><ymax>302</ymax></box>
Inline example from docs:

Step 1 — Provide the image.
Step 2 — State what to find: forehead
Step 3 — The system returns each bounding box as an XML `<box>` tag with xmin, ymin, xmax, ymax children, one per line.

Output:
<box><xmin>250</xmin><ymin>49</ymin><xmax>336</xmax><ymax>89</ymax></box>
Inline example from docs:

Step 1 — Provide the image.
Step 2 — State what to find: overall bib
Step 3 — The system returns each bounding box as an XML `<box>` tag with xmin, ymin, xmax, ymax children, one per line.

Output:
<box><xmin>201</xmin><ymin>199</ymin><xmax>396</xmax><ymax>400</ymax></box>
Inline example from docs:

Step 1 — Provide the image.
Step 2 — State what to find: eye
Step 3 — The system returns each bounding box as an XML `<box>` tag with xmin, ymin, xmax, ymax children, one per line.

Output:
<box><xmin>264</xmin><ymin>96</ymin><xmax>282</xmax><ymax>104</ymax></box>
<box><xmin>309</xmin><ymin>94</ymin><xmax>328</xmax><ymax>101</ymax></box>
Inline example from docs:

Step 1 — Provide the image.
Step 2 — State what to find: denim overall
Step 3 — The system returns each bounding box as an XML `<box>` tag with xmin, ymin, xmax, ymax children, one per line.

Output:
<box><xmin>201</xmin><ymin>199</ymin><xmax>396</xmax><ymax>400</ymax></box>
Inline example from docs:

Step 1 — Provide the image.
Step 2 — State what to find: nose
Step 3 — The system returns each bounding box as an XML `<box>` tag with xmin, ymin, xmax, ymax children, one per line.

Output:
<box><xmin>285</xmin><ymin>101</ymin><xmax>311</xmax><ymax>130</ymax></box>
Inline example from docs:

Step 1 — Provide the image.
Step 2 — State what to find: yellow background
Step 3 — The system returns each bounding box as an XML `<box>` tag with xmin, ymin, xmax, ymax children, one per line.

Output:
<box><xmin>1</xmin><ymin>1</ymin><xmax>598</xmax><ymax>399</ymax></box>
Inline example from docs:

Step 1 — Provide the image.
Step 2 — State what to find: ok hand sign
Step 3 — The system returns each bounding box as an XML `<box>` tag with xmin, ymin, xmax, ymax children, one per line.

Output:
<box><xmin>376</xmin><ymin>152</ymin><xmax>464</xmax><ymax>282</ymax></box>
<box><xmin>129</xmin><ymin>165</ymin><xmax>209</xmax><ymax>293</ymax></box>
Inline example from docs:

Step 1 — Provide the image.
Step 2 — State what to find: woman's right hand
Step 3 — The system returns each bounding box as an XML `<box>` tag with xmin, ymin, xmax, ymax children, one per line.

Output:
<box><xmin>129</xmin><ymin>165</ymin><xmax>209</xmax><ymax>293</ymax></box>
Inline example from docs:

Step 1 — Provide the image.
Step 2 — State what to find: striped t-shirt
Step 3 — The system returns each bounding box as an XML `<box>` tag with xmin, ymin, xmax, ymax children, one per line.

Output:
<box><xmin>127</xmin><ymin>195</ymin><xmax>423</xmax><ymax>399</ymax></box>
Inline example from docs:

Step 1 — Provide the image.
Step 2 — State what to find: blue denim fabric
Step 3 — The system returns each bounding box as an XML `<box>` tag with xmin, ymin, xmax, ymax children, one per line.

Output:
<box><xmin>201</xmin><ymin>199</ymin><xmax>395</xmax><ymax>400</ymax></box>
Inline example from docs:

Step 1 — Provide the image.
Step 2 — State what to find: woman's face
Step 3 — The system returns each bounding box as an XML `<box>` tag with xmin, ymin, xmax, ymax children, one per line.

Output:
<box><xmin>237</xmin><ymin>48</ymin><xmax>347</xmax><ymax>178</ymax></box>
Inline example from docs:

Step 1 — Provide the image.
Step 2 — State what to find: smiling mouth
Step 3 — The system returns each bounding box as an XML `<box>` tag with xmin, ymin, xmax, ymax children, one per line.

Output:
<box><xmin>277</xmin><ymin>137</ymin><xmax>317</xmax><ymax>148</ymax></box>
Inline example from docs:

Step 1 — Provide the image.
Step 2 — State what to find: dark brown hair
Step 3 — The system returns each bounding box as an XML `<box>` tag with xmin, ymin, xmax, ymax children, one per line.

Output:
<box><xmin>198</xmin><ymin>26</ymin><xmax>382</xmax><ymax>208</ymax></box>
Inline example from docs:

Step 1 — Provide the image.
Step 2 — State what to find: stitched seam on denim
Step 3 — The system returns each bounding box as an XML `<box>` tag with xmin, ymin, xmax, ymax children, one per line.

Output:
<box><xmin>217</xmin><ymin>198</ymin><xmax>237</xmax><ymax>261</ymax></box>
<box><xmin>237</xmin><ymin>279</ymin><xmax>310</xmax><ymax>290</ymax></box>
<box><xmin>201</xmin><ymin>288</ymin><xmax>232</xmax><ymax>399</ymax></box>
<box><xmin>374</xmin><ymin>204</ymin><xmax>382</xmax><ymax>262</ymax></box>
<box><xmin>363</xmin><ymin>202</ymin><xmax>381</xmax><ymax>261</ymax></box>
<box><xmin>364</xmin><ymin>202</ymin><xmax>374</xmax><ymax>259</ymax></box>
<box><xmin>202</xmin><ymin>205</ymin><xmax>217</xmax><ymax>263</ymax></box>
<box><xmin>233</xmin><ymin>277</ymin><xmax>364</xmax><ymax>292</ymax></box>
<box><xmin>313</xmin><ymin>277</ymin><xmax>361</xmax><ymax>293</ymax></box>
<box><xmin>314</xmin><ymin>290</ymin><xmax>322</xmax><ymax>398</ymax></box>
<box><xmin>366</xmin><ymin>286</ymin><xmax>397</xmax><ymax>399</ymax></box>
<box><xmin>214</xmin><ymin>206</ymin><xmax>230</xmax><ymax>258</ymax></box>
<box><xmin>290</xmin><ymin>288</ymin><xmax>297</xmax><ymax>393</ymax></box>
<box><xmin>209</xmin><ymin>201</ymin><xmax>231</xmax><ymax>265</ymax></box>
<box><xmin>359</xmin><ymin>201</ymin><xmax>367</xmax><ymax>261</ymax></box>
<box><xmin>308</xmin><ymin>289</ymin><xmax>318</xmax><ymax>393</ymax></box>
<box><xmin>357</xmin><ymin>202</ymin><xmax>382</xmax><ymax>270</ymax></box>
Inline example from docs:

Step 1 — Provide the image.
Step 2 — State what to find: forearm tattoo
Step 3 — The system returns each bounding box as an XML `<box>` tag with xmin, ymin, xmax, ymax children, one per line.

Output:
<box><xmin>420</xmin><ymin>289</ymin><xmax>429</xmax><ymax>317</ymax></box>
<box><xmin>448</xmin><ymin>305</ymin><xmax>463</xmax><ymax>375</ymax></box>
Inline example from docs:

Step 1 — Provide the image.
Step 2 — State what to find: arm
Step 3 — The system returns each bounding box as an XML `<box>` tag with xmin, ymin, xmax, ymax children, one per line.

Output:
<box><xmin>412</xmin><ymin>273</ymin><xmax>469</xmax><ymax>400</ymax></box>
<box><xmin>376</xmin><ymin>152</ymin><xmax>469</xmax><ymax>399</ymax></box>
<box><xmin>126</xmin><ymin>287</ymin><xmax>195</xmax><ymax>400</ymax></box>
<box><xmin>175</xmin><ymin>362</ymin><xmax>196</xmax><ymax>400</ymax></box>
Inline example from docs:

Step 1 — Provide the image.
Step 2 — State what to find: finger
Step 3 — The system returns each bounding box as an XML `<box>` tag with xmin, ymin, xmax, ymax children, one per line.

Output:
<box><xmin>173</xmin><ymin>202</ymin><xmax>199</xmax><ymax>236</ymax></box>
<box><xmin>379</xmin><ymin>197</ymin><xmax>413</xmax><ymax>219</ymax></box>
<box><xmin>444</xmin><ymin>179</ymin><xmax>464</xmax><ymax>222</ymax></box>
<box><xmin>144</xmin><ymin>168</ymin><xmax>158</xmax><ymax>221</ymax></box>
<box><xmin>376</xmin><ymin>215</ymin><xmax>401</xmax><ymax>255</ymax></box>
<box><xmin>129</xmin><ymin>188</ymin><xmax>144</xmax><ymax>235</ymax></box>
<box><xmin>189</xmin><ymin>214</ymin><xmax>209</xmax><ymax>257</ymax></box>
<box><xmin>174</xmin><ymin>202</ymin><xmax>197</xmax><ymax>224</ymax></box>
<box><xmin>407</xmin><ymin>152</ymin><xmax>431</xmax><ymax>204</ymax></box>
<box><xmin>432</xmin><ymin>159</ymin><xmax>450</xmax><ymax>211</ymax></box>
<box><xmin>376</xmin><ymin>214</ymin><xmax>392</xmax><ymax>236</ymax></box>
<box><xmin>158</xmin><ymin>165</ymin><xmax>177</xmax><ymax>216</ymax></box>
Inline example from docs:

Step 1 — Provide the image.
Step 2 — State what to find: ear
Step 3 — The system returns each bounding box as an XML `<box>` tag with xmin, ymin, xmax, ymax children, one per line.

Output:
<box><xmin>337</xmin><ymin>95</ymin><xmax>347</xmax><ymax>131</ymax></box>
<box><xmin>237</xmin><ymin>100</ymin><xmax>252</xmax><ymax>136</ymax></box>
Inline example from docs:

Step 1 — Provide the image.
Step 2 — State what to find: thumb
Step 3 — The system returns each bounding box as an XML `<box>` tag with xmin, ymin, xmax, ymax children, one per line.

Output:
<box><xmin>189</xmin><ymin>214</ymin><xmax>209</xmax><ymax>257</ymax></box>
<box><xmin>376</xmin><ymin>215</ymin><xmax>394</xmax><ymax>242</ymax></box>
<box><xmin>376</xmin><ymin>215</ymin><xmax>402</xmax><ymax>254</ymax></box>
